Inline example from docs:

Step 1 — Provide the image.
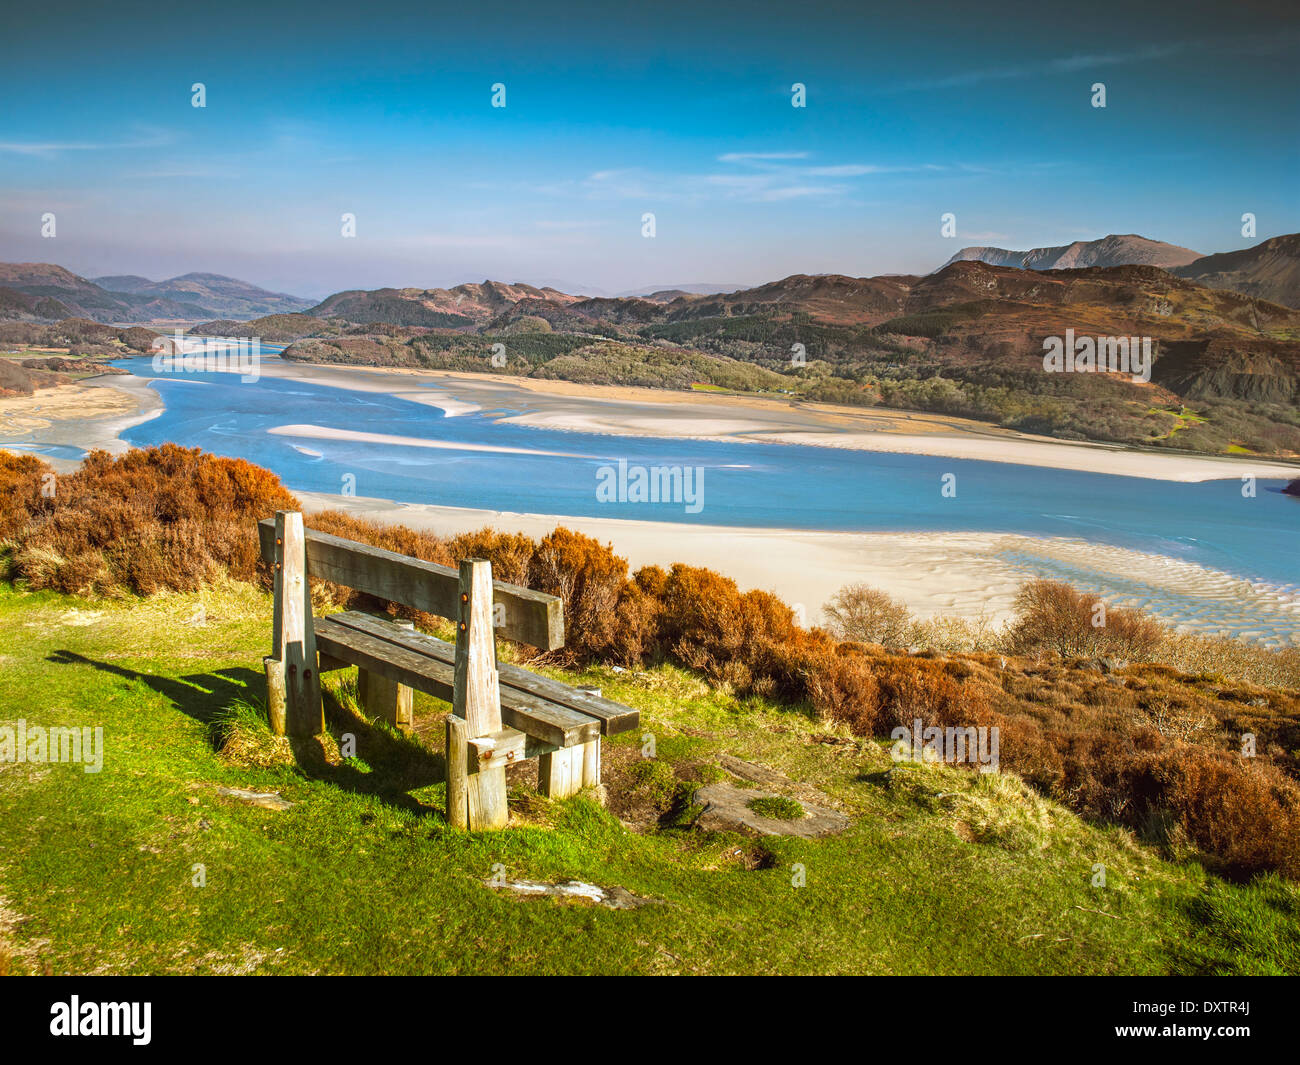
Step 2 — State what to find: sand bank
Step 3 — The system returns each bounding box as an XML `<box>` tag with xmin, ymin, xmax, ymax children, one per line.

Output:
<box><xmin>267</xmin><ymin>361</ymin><xmax>1300</xmax><ymax>484</ymax></box>
<box><xmin>0</xmin><ymin>375</ymin><xmax>163</xmax><ymax>467</ymax></box>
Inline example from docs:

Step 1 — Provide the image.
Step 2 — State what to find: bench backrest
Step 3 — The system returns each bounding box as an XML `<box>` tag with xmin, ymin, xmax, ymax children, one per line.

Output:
<box><xmin>257</xmin><ymin>516</ymin><xmax>565</xmax><ymax>650</ymax></box>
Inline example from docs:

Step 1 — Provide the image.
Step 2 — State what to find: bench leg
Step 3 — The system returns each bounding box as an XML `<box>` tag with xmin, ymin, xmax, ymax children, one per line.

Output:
<box><xmin>446</xmin><ymin>715</ymin><xmax>469</xmax><ymax>829</ymax></box>
<box><xmin>358</xmin><ymin>668</ymin><xmax>414</xmax><ymax>732</ymax></box>
<box><xmin>539</xmin><ymin>738</ymin><xmax>599</xmax><ymax>799</ymax></box>
<box><xmin>272</xmin><ymin>511</ymin><xmax>323</xmax><ymax>738</ymax></box>
<box><xmin>537</xmin><ymin>748</ymin><xmax>572</xmax><ymax>798</ymax></box>
<box><xmin>264</xmin><ymin>656</ymin><xmax>287</xmax><ymax>737</ymax></box>
<box><xmin>581</xmin><ymin>737</ymin><xmax>601</xmax><ymax>791</ymax></box>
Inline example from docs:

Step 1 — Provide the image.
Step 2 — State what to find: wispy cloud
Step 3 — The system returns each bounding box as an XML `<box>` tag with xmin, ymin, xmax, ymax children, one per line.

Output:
<box><xmin>887</xmin><ymin>41</ymin><xmax>1192</xmax><ymax>93</ymax></box>
<box><xmin>0</xmin><ymin>127</ymin><xmax>173</xmax><ymax>156</ymax></box>
<box><xmin>885</xmin><ymin>31</ymin><xmax>1300</xmax><ymax>94</ymax></box>
<box><xmin>532</xmin><ymin>153</ymin><xmax>953</xmax><ymax>206</ymax></box>
<box><xmin>716</xmin><ymin>151</ymin><xmax>810</xmax><ymax>163</ymax></box>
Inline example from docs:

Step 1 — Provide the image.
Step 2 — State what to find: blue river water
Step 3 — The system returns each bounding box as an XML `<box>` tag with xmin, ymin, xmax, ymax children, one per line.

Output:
<box><xmin>109</xmin><ymin>356</ymin><xmax>1298</xmax><ymax>593</ymax></box>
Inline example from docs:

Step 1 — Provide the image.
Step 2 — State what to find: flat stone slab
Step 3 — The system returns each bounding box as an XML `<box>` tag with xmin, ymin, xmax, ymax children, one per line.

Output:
<box><xmin>216</xmin><ymin>786</ymin><xmax>294</xmax><ymax>811</ymax></box>
<box><xmin>693</xmin><ymin>783</ymin><xmax>850</xmax><ymax>838</ymax></box>
<box><xmin>717</xmin><ymin>755</ymin><xmax>791</xmax><ymax>787</ymax></box>
<box><xmin>486</xmin><ymin>879</ymin><xmax>655</xmax><ymax>909</ymax></box>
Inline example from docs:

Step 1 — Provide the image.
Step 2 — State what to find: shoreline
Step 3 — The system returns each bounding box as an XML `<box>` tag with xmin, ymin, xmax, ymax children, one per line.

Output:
<box><xmin>5</xmin><ymin>358</ymin><xmax>1299</xmax><ymax>483</ymax></box>
<box><xmin>3</xmin><ymin>365</ymin><xmax>1295</xmax><ymax>644</ymax></box>
<box><xmin>295</xmin><ymin>490</ymin><xmax>1300</xmax><ymax>646</ymax></box>
<box><xmin>269</xmin><ymin>360</ymin><xmax>1300</xmax><ymax>484</ymax></box>
<box><xmin>0</xmin><ymin>374</ymin><xmax>163</xmax><ymax>470</ymax></box>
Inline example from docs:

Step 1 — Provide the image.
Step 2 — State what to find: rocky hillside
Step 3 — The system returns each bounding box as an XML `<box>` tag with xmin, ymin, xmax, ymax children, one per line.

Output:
<box><xmin>942</xmin><ymin>233</ymin><xmax>1203</xmax><ymax>272</ymax></box>
<box><xmin>308</xmin><ymin>281</ymin><xmax>584</xmax><ymax>326</ymax></box>
<box><xmin>1174</xmin><ymin>234</ymin><xmax>1300</xmax><ymax>310</ymax></box>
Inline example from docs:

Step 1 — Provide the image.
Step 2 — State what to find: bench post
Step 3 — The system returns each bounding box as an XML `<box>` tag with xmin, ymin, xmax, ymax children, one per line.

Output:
<box><xmin>270</xmin><ymin>511</ymin><xmax>323</xmax><ymax>738</ymax></box>
<box><xmin>448</xmin><ymin>558</ymin><xmax>507</xmax><ymax>830</ymax></box>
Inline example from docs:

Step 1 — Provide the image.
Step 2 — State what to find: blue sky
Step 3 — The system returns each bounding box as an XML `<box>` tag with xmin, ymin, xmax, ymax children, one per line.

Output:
<box><xmin>1</xmin><ymin>0</ymin><xmax>1296</xmax><ymax>297</ymax></box>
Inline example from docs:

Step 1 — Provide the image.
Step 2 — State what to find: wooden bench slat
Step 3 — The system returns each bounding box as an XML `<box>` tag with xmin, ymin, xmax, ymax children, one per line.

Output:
<box><xmin>327</xmin><ymin>611</ymin><xmax>640</xmax><ymax>737</ymax></box>
<box><xmin>258</xmin><ymin>518</ymin><xmax>565</xmax><ymax>650</ymax></box>
<box><xmin>314</xmin><ymin>616</ymin><xmax>598</xmax><ymax>748</ymax></box>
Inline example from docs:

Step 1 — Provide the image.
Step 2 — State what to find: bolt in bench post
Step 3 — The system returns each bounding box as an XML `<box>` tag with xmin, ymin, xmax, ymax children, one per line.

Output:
<box><xmin>448</xmin><ymin>558</ymin><xmax>508</xmax><ymax>830</ymax></box>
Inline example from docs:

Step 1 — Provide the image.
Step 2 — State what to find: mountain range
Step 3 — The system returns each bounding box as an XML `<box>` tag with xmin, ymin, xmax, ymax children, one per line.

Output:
<box><xmin>258</xmin><ymin>233</ymin><xmax>1294</xmax><ymax>330</ymax></box>
<box><xmin>91</xmin><ymin>272</ymin><xmax>313</xmax><ymax>318</ymax></box>
<box><xmin>0</xmin><ymin>264</ymin><xmax>313</xmax><ymax>324</ymax></box>
<box><xmin>2</xmin><ymin>233</ymin><xmax>1298</xmax><ymax>330</ymax></box>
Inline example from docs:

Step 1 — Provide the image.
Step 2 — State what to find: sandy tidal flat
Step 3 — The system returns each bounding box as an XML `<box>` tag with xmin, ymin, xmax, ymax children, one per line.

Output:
<box><xmin>268</xmin><ymin>361</ymin><xmax>1300</xmax><ymax>484</ymax></box>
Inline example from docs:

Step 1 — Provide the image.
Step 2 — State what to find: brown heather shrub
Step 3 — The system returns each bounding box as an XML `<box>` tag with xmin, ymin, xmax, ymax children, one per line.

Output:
<box><xmin>0</xmin><ymin>451</ymin><xmax>47</xmax><ymax>540</ymax></box>
<box><xmin>528</xmin><ymin>528</ymin><xmax>631</xmax><ymax>662</ymax></box>
<box><xmin>1124</xmin><ymin>748</ymin><xmax>1300</xmax><ymax>880</ymax></box>
<box><xmin>1007</xmin><ymin>579</ymin><xmax>1164</xmax><ymax>661</ymax></box>
<box><xmin>3</xmin><ymin>445</ymin><xmax>298</xmax><ymax>596</ymax></box>
<box><xmin>873</xmin><ymin>656</ymin><xmax>996</xmax><ymax>732</ymax></box>
<box><xmin>446</xmin><ymin>528</ymin><xmax>535</xmax><ymax>585</ymax></box>
<box><xmin>786</xmin><ymin>639</ymin><xmax>883</xmax><ymax>733</ymax></box>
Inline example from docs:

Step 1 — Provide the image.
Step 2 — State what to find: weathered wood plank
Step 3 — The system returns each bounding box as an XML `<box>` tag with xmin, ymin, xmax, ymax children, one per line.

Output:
<box><xmin>466</xmin><ymin>728</ymin><xmax>561</xmax><ymax>773</ymax></box>
<box><xmin>258</xmin><ymin>518</ymin><xmax>564</xmax><ymax>649</ymax></box>
<box><xmin>494</xmin><ymin>661</ymin><xmax>639</xmax><ymax>736</ymax></box>
<box><xmin>314</xmin><ymin>617</ymin><xmax>596</xmax><ymax>748</ymax></box>
<box><xmin>274</xmin><ymin>512</ymin><xmax>323</xmax><ymax>737</ymax></box>
<box><xmin>455</xmin><ymin>559</ymin><xmax>507</xmax><ymax>830</ymax></box>
<box><xmin>327</xmin><ymin>610</ymin><xmax>638</xmax><ymax>736</ymax></box>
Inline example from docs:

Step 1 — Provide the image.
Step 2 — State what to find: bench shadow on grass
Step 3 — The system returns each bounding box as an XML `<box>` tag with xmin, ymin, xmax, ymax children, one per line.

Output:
<box><xmin>46</xmin><ymin>650</ymin><xmax>447</xmax><ymax>820</ymax></box>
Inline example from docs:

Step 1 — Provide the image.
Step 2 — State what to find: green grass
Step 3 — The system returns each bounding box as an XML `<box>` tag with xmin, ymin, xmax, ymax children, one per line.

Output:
<box><xmin>1</xmin><ymin>580</ymin><xmax>1298</xmax><ymax>974</ymax></box>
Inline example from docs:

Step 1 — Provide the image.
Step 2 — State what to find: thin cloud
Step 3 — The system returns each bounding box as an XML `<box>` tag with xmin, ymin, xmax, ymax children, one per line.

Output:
<box><xmin>0</xmin><ymin>127</ymin><xmax>173</xmax><ymax>156</ymax></box>
<box><xmin>716</xmin><ymin>151</ymin><xmax>810</xmax><ymax>163</ymax></box>
<box><xmin>887</xmin><ymin>41</ymin><xmax>1191</xmax><ymax>93</ymax></box>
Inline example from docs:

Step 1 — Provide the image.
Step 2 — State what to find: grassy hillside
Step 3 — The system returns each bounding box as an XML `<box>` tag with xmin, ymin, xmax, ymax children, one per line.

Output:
<box><xmin>2</xmin><ymin>580</ymin><xmax>1298</xmax><ymax>975</ymax></box>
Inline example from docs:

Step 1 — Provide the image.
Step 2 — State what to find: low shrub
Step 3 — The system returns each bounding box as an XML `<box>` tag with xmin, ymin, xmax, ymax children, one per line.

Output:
<box><xmin>2</xmin><ymin>445</ymin><xmax>298</xmax><ymax>596</ymax></box>
<box><xmin>1006</xmin><ymin>579</ymin><xmax>1163</xmax><ymax>661</ymax></box>
<box><xmin>823</xmin><ymin>583</ymin><xmax>913</xmax><ymax>647</ymax></box>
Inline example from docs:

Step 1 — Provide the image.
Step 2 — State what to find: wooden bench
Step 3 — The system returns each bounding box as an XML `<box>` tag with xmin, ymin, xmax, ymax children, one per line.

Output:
<box><xmin>257</xmin><ymin>510</ymin><xmax>639</xmax><ymax>830</ymax></box>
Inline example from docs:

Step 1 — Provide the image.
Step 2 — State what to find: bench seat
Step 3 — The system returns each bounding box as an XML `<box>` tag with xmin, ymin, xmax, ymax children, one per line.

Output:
<box><xmin>314</xmin><ymin>611</ymin><xmax>638</xmax><ymax>749</ymax></box>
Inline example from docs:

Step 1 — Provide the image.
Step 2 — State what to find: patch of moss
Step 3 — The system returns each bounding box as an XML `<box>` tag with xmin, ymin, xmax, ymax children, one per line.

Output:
<box><xmin>625</xmin><ymin>758</ymin><xmax>679</xmax><ymax>812</ymax></box>
<box><xmin>748</xmin><ymin>795</ymin><xmax>805</xmax><ymax>820</ymax></box>
<box><xmin>695</xmin><ymin>763</ymin><xmax>732</xmax><ymax>785</ymax></box>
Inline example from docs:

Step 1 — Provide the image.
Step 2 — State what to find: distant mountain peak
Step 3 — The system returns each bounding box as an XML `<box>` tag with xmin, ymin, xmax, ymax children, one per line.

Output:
<box><xmin>940</xmin><ymin>234</ymin><xmax>1203</xmax><ymax>273</ymax></box>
